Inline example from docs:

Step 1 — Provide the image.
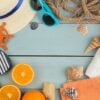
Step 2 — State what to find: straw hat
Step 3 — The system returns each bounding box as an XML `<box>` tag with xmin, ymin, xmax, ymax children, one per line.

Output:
<box><xmin>0</xmin><ymin>0</ymin><xmax>36</xmax><ymax>34</ymax></box>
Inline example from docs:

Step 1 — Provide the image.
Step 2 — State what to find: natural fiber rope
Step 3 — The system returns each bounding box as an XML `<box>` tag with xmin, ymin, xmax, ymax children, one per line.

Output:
<box><xmin>45</xmin><ymin>0</ymin><xmax>100</xmax><ymax>24</ymax></box>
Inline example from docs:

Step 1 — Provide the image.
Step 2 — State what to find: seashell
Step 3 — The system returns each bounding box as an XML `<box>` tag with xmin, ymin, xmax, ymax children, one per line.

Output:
<box><xmin>85</xmin><ymin>36</ymin><xmax>100</xmax><ymax>53</ymax></box>
<box><xmin>64</xmin><ymin>87</ymin><xmax>78</xmax><ymax>100</ymax></box>
<box><xmin>86</xmin><ymin>48</ymin><xmax>100</xmax><ymax>77</ymax></box>
<box><xmin>77</xmin><ymin>24</ymin><xmax>88</xmax><ymax>36</ymax></box>
<box><xmin>67</xmin><ymin>66</ymin><xmax>83</xmax><ymax>81</ymax></box>
<box><xmin>0</xmin><ymin>50</ymin><xmax>12</xmax><ymax>75</ymax></box>
<box><xmin>0</xmin><ymin>22</ymin><xmax>14</xmax><ymax>50</ymax></box>
<box><xmin>43</xmin><ymin>82</ymin><xmax>55</xmax><ymax>100</ymax></box>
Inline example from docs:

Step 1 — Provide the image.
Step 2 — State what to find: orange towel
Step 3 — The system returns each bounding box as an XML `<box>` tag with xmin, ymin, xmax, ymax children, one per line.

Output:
<box><xmin>60</xmin><ymin>77</ymin><xmax>100</xmax><ymax>100</ymax></box>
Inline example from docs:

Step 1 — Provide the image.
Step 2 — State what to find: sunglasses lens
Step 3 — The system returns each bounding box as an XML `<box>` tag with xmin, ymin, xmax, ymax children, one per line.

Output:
<box><xmin>43</xmin><ymin>15</ymin><xmax>55</xmax><ymax>26</ymax></box>
<box><xmin>31</xmin><ymin>0</ymin><xmax>42</xmax><ymax>10</ymax></box>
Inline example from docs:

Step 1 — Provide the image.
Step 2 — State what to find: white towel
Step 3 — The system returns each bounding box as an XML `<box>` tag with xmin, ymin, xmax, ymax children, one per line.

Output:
<box><xmin>85</xmin><ymin>48</ymin><xmax>100</xmax><ymax>78</ymax></box>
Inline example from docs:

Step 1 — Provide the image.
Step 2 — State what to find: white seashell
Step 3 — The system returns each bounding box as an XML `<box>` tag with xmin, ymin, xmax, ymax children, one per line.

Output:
<box><xmin>85</xmin><ymin>48</ymin><xmax>100</xmax><ymax>78</ymax></box>
<box><xmin>43</xmin><ymin>82</ymin><xmax>55</xmax><ymax>100</ymax></box>
<box><xmin>77</xmin><ymin>24</ymin><xmax>88</xmax><ymax>36</ymax></box>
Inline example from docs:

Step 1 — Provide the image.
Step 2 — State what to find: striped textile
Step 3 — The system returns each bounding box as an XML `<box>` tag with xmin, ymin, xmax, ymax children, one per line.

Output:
<box><xmin>0</xmin><ymin>50</ymin><xmax>10</xmax><ymax>75</ymax></box>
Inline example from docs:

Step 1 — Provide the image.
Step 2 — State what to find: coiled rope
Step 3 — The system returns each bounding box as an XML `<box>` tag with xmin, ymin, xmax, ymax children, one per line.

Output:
<box><xmin>45</xmin><ymin>0</ymin><xmax>100</xmax><ymax>24</ymax></box>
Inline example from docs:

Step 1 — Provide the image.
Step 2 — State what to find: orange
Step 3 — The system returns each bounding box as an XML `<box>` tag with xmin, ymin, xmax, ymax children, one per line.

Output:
<box><xmin>12</xmin><ymin>64</ymin><xmax>35</xmax><ymax>86</ymax></box>
<box><xmin>22</xmin><ymin>90</ymin><xmax>46</xmax><ymax>100</ymax></box>
<box><xmin>0</xmin><ymin>84</ymin><xmax>21</xmax><ymax>100</ymax></box>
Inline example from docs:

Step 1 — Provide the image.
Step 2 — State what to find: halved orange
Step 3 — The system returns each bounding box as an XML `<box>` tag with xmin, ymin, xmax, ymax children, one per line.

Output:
<box><xmin>22</xmin><ymin>90</ymin><xmax>46</xmax><ymax>100</ymax></box>
<box><xmin>0</xmin><ymin>84</ymin><xmax>21</xmax><ymax>100</ymax></box>
<box><xmin>12</xmin><ymin>64</ymin><xmax>35</xmax><ymax>86</ymax></box>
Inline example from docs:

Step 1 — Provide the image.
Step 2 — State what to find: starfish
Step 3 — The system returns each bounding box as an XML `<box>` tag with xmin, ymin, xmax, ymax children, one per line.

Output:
<box><xmin>0</xmin><ymin>22</ymin><xmax>14</xmax><ymax>50</ymax></box>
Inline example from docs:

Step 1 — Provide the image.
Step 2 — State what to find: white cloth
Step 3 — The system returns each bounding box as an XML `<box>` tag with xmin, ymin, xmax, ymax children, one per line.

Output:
<box><xmin>85</xmin><ymin>48</ymin><xmax>100</xmax><ymax>78</ymax></box>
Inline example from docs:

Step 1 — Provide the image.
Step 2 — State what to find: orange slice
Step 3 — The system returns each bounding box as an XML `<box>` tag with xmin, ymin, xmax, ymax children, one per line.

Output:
<box><xmin>22</xmin><ymin>90</ymin><xmax>46</xmax><ymax>100</ymax></box>
<box><xmin>12</xmin><ymin>64</ymin><xmax>35</xmax><ymax>86</ymax></box>
<box><xmin>0</xmin><ymin>84</ymin><xmax>21</xmax><ymax>100</ymax></box>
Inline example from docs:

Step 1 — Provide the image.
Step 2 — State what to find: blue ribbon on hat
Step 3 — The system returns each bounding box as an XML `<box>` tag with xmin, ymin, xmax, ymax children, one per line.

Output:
<box><xmin>0</xmin><ymin>0</ymin><xmax>23</xmax><ymax>19</ymax></box>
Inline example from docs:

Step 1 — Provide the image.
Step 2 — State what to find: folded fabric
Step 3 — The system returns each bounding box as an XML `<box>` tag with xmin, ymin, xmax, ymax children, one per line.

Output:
<box><xmin>85</xmin><ymin>48</ymin><xmax>100</xmax><ymax>78</ymax></box>
<box><xmin>0</xmin><ymin>50</ymin><xmax>12</xmax><ymax>75</ymax></box>
<box><xmin>60</xmin><ymin>77</ymin><xmax>100</xmax><ymax>100</ymax></box>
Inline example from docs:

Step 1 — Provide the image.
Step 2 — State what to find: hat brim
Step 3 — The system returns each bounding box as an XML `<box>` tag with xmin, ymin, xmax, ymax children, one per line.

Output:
<box><xmin>0</xmin><ymin>0</ymin><xmax>36</xmax><ymax>34</ymax></box>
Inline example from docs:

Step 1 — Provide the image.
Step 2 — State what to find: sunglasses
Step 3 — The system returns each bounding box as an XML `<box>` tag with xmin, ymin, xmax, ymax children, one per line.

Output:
<box><xmin>31</xmin><ymin>0</ymin><xmax>60</xmax><ymax>26</ymax></box>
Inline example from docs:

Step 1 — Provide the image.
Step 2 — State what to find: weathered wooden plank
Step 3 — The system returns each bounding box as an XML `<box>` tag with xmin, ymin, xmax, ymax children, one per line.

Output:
<box><xmin>7</xmin><ymin>24</ymin><xmax>100</xmax><ymax>56</ymax></box>
<box><xmin>0</xmin><ymin>56</ymin><xmax>92</xmax><ymax>89</ymax></box>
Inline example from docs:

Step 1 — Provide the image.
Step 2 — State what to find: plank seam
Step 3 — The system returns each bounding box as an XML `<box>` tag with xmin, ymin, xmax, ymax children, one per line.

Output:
<box><xmin>8</xmin><ymin>55</ymin><xmax>94</xmax><ymax>57</ymax></box>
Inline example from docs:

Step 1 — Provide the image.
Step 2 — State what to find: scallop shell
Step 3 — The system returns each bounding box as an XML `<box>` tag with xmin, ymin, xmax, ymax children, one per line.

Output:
<box><xmin>77</xmin><ymin>24</ymin><xmax>88</xmax><ymax>36</ymax></box>
<box><xmin>67</xmin><ymin>66</ymin><xmax>83</xmax><ymax>81</ymax></box>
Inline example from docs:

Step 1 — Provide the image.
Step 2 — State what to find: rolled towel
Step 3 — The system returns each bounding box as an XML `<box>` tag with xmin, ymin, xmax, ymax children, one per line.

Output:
<box><xmin>60</xmin><ymin>77</ymin><xmax>100</xmax><ymax>100</ymax></box>
<box><xmin>85</xmin><ymin>48</ymin><xmax>100</xmax><ymax>78</ymax></box>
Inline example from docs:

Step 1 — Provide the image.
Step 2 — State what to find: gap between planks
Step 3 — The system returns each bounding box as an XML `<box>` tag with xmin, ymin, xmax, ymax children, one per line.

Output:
<box><xmin>8</xmin><ymin>55</ymin><xmax>94</xmax><ymax>57</ymax></box>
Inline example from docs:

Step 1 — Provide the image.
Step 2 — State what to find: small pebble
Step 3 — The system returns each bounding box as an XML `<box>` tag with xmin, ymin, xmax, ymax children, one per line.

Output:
<box><xmin>30</xmin><ymin>22</ymin><xmax>39</xmax><ymax>30</ymax></box>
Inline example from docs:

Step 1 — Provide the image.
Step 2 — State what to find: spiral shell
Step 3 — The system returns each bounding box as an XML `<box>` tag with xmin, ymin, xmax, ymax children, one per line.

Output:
<box><xmin>85</xmin><ymin>36</ymin><xmax>100</xmax><ymax>53</ymax></box>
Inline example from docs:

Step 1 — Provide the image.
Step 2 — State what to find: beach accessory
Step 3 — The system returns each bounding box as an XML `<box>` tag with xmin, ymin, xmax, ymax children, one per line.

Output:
<box><xmin>0</xmin><ymin>50</ymin><xmax>12</xmax><ymax>75</ymax></box>
<box><xmin>31</xmin><ymin>0</ymin><xmax>60</xmax><ymax>26</ymax></box>
<box><xmin>61</xmin><ymin>77</ymin><xmax>100</xmax><ymax>100</ymax></box>
<box><xmin>0</xmin><ymin>22</ymin><xmax>14</xmax><ymax>50</ymax></box>
<box><xmin>0</xmin><ymin>0</ymin><xmax>35</xmax><ymax>33</ymax></box>
<box><xmin>45</xmin><ymin>0</ymin><xmax>100</xmax><ymax>35</ymax></box>
<box><xmin>0</xmin><ymin>84</ymin><xmax>21</xmax><ymax>100</ymax></box>
<box><xmin>85</xmin><ymin>48</ymin><xmax>100</xmax><ymax>78</ymax></box>
<box><xmin>12</xmin><ymin>64</ymin><xmax>35</xmax><ymax>86</ymax></box>
<box><xmin>22</xmin><ymin>90</ymin><xmax>46</xmax><ymax>100</ymax></box>
<box><xmin>64</xmin><ymin>87</ymin><xmax>78</xmax><ymax>100</ymax></box>
<box><xmin>85</xmin><ymin>36</ymin><xmax>100</xmax><ymax>53</ymax></box>
<box><xmin>43</xmin><ymin>82</ymin><xmax>55</xmax><ymax>100</ymax></box>
<box><xmin>67</xmin><ymin>66</ymin><xmax>84</xmax><ymax>81</ymax></box>
<box><xmin>30</xmin><ymin>22</ymin><xmax>39</xmax><ymax>30</ymax></box>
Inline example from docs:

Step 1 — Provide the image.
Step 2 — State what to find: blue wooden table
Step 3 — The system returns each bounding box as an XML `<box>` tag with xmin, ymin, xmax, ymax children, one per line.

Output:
<box><xmin>0</xmin><ymin>15</ymin><xmax>100</xmax><ymax>99</ymax></box>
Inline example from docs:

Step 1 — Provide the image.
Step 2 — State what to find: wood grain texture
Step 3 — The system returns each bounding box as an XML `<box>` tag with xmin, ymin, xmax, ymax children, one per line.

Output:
<box><xmin>0</xmin><ymin>15</ymin><xmax>99</xmax><ymax>99</ymax></box>
<box><xmin>0</xmin><ymin>56</ymin><xmax>93</xmax><ymax>100</ymax></box>
<box><xmin>0</xmin><ymin>56</ymin><xmax>92</xmax><ymax>89</ymax></box>
<box><xmin>6</xmin><ymin>24</ymin><xmax>100</xmax><ymax>56</ymax></box>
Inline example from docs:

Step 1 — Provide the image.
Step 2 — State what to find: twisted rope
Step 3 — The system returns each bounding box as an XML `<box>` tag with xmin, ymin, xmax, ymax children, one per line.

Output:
<box><xmin>45</xmin><ymin>0</ymin><xmax>100</xmax><ymax>24</ymax></box>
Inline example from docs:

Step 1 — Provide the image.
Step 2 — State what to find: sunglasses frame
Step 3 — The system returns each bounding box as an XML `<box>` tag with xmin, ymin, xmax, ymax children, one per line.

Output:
<box><xmin>31</xmin><ymin>0</ymin><xmax>60</xmax><ymax>26</ymax></box>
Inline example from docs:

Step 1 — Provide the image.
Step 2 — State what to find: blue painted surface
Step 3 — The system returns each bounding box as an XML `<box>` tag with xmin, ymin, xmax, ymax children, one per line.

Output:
<box><xmin>7</xmin><ymin>23</ymin><xmax>100</xmax><ymax>56</ymax></box>
<box><xmin>0</xmin><ymin>57</ymin><xmax>92</xmax><ymax>100</ymax></box>
<box><xmin>0</xmin><ymin>17</ymin><xmax>100</xmax><ymax>99</ymax></box>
